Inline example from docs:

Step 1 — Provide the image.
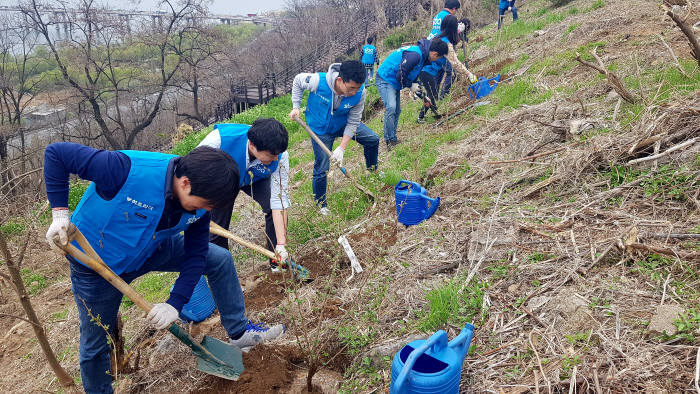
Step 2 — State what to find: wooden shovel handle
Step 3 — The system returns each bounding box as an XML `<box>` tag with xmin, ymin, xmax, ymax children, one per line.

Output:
<box><xmin>59</xmin><ymin>226</ymin><xmax>154</xmax><ymax>313</ymax></box>
<box><xmin>209</xmin><ymin>221</ymin><xmax>276</xmax><ymax>260</ymax></box>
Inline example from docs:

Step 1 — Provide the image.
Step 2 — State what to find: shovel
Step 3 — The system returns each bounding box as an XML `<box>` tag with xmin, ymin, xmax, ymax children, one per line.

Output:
<box><xmin>293</xmin><ymin>116</ymin><xmax>375</xmax><ymax>201</ymax></box>
<box><xmin>58</xmin><ymin>225</ymin><xmax>244</xmax><ymax>381</ymax></box>
<box><xmin>209</xmin><ymin>221</ymin><xmax>310</xmax><ymax>281</ymax></box>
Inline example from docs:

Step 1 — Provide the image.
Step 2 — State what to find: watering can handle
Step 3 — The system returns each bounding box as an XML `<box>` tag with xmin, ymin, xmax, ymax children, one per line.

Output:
<box><xmin>424</xmin><ymin>196</ymin><xmax>440</xmax><ymax>220</ymax></box>
<box><xmin>392</xmin><ymin>331</ymin><xmax>448</xmax><ymax>394</ymax></box>
<box><xmin>447</xmin><ymin>323</ymin><xmax>475</xmax><ymax>360</ymax></box>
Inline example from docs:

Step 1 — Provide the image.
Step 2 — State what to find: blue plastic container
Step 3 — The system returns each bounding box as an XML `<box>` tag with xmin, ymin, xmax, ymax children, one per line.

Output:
<box><xmin>468</xmin><ymin>74</ymin><xmax>500</xmax><ymax>100</ymax></box>
<box><xmin>177</xmin><ymin>275</ymin><xmax>216</xmax><ymax>323</ymax></box>
<box><xmin>390</xmin><ymin>323</ymin><xmax>475</xmax><ymax>394</ymax></box>
<box><xmin>394</xmin><ymin>180</ymin><xmax>440</xmax><ymax>226</ymax></box>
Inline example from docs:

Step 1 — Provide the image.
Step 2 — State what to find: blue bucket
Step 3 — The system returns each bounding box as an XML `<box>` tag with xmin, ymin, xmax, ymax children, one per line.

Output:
<box><xmin>394</xmin><ymin>180</ymin><xmax>440</xmax><ymax>226</ymax></box>
<box><xmin>468</xmin><ymin>74</ymin><xmax>500</xmax><ymax>100</ymax></box>
<box><xmin>177</xmin><ymin>275</ymin><xmax>216</xmax><ymax>323</ymax></box>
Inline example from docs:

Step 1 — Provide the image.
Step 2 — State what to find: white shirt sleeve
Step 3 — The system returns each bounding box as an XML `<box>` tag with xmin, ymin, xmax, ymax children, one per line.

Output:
<box><xmin>269</xmin><ymin>151</ymin><xmax>290</xmax><ymax>210</ymax></box>
<box><xmin>197</xmin><ymin>129</ymin><xmax>222</xmax><ymax>149</ymax></box>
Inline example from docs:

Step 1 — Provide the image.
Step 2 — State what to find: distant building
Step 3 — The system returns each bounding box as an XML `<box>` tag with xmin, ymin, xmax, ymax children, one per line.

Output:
<box><xmin>25</xmin><ymin>104</ymin><xmax>66</xmax><ymax>128</ymax></box>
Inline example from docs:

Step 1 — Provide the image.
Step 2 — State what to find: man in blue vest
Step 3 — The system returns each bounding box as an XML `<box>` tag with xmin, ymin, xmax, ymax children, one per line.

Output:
<box><xmin>44</xmin><ymin>143</ymin><xmax>285</xmax><ymax>394</ymax></box>
<box><xmin>289</xmin><ymin>60</ymin><xmax>379</xmax><ymax>215</ymax></box>
<box><xmin>498</xmin><ymin>0</ymin><xmax>518</xmax><ymax>29</ymax></box>
<box><xmin>361</xmin><ymin>37</ymin><xmax>379</xmax><ymax>83</ymax></box>
<box><xmin>427</xmin><ymin>0</ymin><xmax>460</xmax><ymax>98</ymax></box>
<box><xmin>375</xmin><ymin>39</ymin><xmax>448</xmax><ymax>148</ymax></box>
<box><xmin>427</xmin><ymin>0</ymin><xmax>460</xmax><ymax>40</ymax></box>
<box><xmin>197</xmin><ymin>118</ymin><xmax>291</xmax><ymax>272</ymax></box>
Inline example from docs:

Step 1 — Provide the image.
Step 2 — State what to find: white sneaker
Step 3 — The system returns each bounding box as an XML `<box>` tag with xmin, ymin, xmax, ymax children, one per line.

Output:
<box><xmin>229</xmin><ymin>320</ymin><xmax>285</xmax><ymax>351</ymax></box>
<box><xmin>319</xmin><ymin>207</ymin><xmax>330</xmax><ymax>216</ymax></box>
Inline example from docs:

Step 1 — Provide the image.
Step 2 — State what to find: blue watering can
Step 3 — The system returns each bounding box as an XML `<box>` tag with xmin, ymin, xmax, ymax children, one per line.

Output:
<box><xmin>176</xmin><ymin>276</ymin><xmax>216</xmax><ymax>323</ymax></box>
<box><xmin>394</xmin><ymin>180</ymin><xmax>440</xmax><ymax>226</ymax></box>
<box><xmin>468</xmin><ymin>74</ymin><xmax>500</xmax><ymax>100</ymax></box>
<box><xmin>390</xmin><ymin>323</ymin><xmax>475</xmax><ymax>394</ymax></box>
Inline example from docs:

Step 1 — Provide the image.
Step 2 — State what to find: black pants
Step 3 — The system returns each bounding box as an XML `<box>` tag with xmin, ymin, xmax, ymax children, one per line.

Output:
<box><xmin>418</xmin><ymin>71</ymin><xmax>439</xmax><ymax>118</ymax></box>
<box><xmin>209</xmin><ymin>177</ymin><xmax>275</xmax><ymax>255</ymax></box>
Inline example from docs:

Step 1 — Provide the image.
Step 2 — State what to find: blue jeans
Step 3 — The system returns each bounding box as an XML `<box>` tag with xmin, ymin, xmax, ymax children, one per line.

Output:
<box><xmin>70</xmin><ymin>235</ymin><xmax>246</xmax><ymax>394</ymax></box>
<box><xmin>364</xmin><ymin>64</ymin><xmax>374</xmax><ymax>80</ymax></box>
<box><xmin>311</xmin><ymin>123</ymin><xmax>379</xmax><ymax>207</ymax></box>
<box><xmin>375</xmin><ymin>76</ymin><xmax>401</xmax><ymax>142</ymax></box>
<box><xmin>498</xmin><ymin>5</ymin><xmax>518</xmax><ymax>29</ymax></box>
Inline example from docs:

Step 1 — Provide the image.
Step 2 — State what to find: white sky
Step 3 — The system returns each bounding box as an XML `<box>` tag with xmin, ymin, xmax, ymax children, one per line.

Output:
<box><xmin>0</xmin><ymin>0</ymin><xmax>288</xmax><ymax>15</ymax></box>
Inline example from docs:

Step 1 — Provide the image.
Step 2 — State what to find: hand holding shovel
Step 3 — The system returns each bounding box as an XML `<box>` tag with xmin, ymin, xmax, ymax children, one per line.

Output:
<box><xmin>293</xmin><ymin>115</ymin><xmax>375</xmax><ymax>201</ymax></box>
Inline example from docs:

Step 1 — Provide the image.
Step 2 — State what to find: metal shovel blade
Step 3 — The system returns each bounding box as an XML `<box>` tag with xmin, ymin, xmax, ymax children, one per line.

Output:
<box><xmin>169</xmin><ymin>324</ymin><xmax>244</xmax><ymax>380</ymax></box>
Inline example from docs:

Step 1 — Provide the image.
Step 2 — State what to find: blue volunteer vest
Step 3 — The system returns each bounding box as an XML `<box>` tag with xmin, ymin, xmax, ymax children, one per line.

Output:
<box><xmin>421</xmin><ymin>37</ymin><xmax>449</xmax><ymax>76</ymax></box>
<box><xmin>361</xmin><ymin>45</ymin><xmax>376</xmax><ymax>65</ymax></box>
<box><xmin>215</xmin><ymin>123</ymin><xmax>280</xmax><ymax>186</ymax></box>
<box><xmin>427</xmin><ymin>10</ymin><xmax>450</xmax><ymax>39</ymax></box>
<box><xmin>305</xmin><ymin>73</ymin><xmax>364</xmax><ymax>136</ymax></box>
<box><xmin>499</xmin><ymin>0</ymin><xmax>513</xmax><ymax>9</ymax></box>
<box><xmin>377</xmin><ymin>45</ymin><xmax>425</xmax><ymax>90</ymax></box>
<box><xmin>71</xmin><ymin>151</ymin><xmax>207</xmax><ymax>275</ymax></box>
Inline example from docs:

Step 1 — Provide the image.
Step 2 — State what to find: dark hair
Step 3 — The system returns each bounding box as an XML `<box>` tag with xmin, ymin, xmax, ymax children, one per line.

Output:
<box><xmin>175</xmin><ymin>146</ymin><xmax>240</xmax><ymax>209</ymax></box>
<box><xmin>429</xmin><ymin>39</ymin><xmax>448</xmax><ymax>57</ymax></box>
<box><xmin>445</xmin><ymin>0</ymin><xmax>460</xmax><ymax>10</ymax></box>
<box><xmin>247</xmin><ymin>118</ymin><xmax>288</xmax><ymax>155</ymax></box>
<box><xmin>366</xmin><ymin>37</ymin><xmax>373</xmax><ymax>45</ymax></box>
<box><xmin>339</xmin><ymin>60</ymin><xmax>366</xmax><ymax>84</ymax></box>
<box><xmin>458</xmin><ymin>18</ymin><xmax>471</xmax><ymax>42</ymax></box>
<box><xmin>437</xmin><ymin>14</ymin><xmax>460</xmax><ymax>45</ymax></box>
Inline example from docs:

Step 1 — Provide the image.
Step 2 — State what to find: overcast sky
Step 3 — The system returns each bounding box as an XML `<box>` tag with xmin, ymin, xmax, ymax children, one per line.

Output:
<box><xmin>0</xmin><ymin>0</ymin><xmax>289</xmax><ymax>15</ymax></box>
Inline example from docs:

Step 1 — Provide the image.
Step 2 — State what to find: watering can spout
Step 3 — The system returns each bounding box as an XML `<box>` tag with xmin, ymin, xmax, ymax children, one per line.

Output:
<box><xmin>447</xmin><ymin>323</ymin><xmax>475</xmax><ymax>362</ymax></box>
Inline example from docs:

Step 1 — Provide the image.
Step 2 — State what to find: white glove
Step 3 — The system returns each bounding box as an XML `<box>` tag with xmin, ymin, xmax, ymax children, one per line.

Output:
<box><xmin>331</xmin><ymin>147</ymin><xmax>345</xmax><ymax>166</ymax></box>
<box><xmin>507</xmin><ymin>7</ymin><xmax>511</xmax><ymax>11</ymax></box>
<box><xmin>467</xmin><ymin>71</ymin><xmax>478</xmax><ymax>84</ymax></box>
<box><xmin>46</xmin><ymin>209</ymin><xmax>71</xmax><ymax>254</ymax></box>
<box><xmin>410</xmin><ymin>83</ymin><xmax>419</xmax><ymax>94</ymax></box>
<box><xmin>275</xmin><ymin>244</ymin><xmax>289</xmax><ymax>262</ymax></box>
<box><xmin>146</xmin><ymin>303</ymin><xmax>179</xmax><ymax>330</ymax></box>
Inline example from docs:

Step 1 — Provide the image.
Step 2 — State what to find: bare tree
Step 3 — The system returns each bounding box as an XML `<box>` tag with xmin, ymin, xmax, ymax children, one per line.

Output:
<box><xmin>169</xmin><ymin>25</ymin><xmax>222</xmax><ymax>127</ymax></box>
<box><xmin>0</xmin><ymin>229</ymin><xmax>77</xmax><ymax>392</ymax></box>
<box><xmin>19</xmin><ymin>0</ymin><xmax>206</xmax><ymax>149</ymax></box>
<box><xmin>0</xmin><ymin>13</ymin><xmax>49</xmax><ymax>190</ymax></box>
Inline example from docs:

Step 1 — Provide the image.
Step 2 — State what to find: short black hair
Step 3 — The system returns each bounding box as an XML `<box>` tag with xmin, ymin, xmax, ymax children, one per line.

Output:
<box><xmin>247</xmin><ymin>117</ymin><xmax>288</xmax><ymax>155</ymax></box>
<box><xmin>429</xmin><ymin>39</ymin><xmax>448</xmax><ymax>57</ymax></box>
<box><xmin>366</xmin><ymin>37</ymin><xmax>373</xmax><ymax>45</ymax></box>
<box><xmin>176</xmin><ymin>146</ymin><xmax>239</xmax><ymax>209</ymax></box>
<box><xmin>339</xmin><ymin>60</ymin><xmax>366</xmax><ymax>85</ymax></box>
<box><xmin>445</xmin><ymin>0</ymin><xmax>460</xmax><ymax>10</ymax></box>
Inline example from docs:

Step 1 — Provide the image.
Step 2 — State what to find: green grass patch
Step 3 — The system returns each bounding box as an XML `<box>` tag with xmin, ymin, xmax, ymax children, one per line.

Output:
<box><xmin>0</xmin><ymin>219</ymin><xmax>26</xmax><ymax>236</ymax></box>
<box><xmin>383</xmin><ymin>20</ymin><xmax>427</xmax><ymax>50</ymax></box>
<box><xmin>473</xmin><ymin>77</ymin><xmax>552</xmax><ymax>118</ymax></box>
<box><xmin>418</xmin><ymin>277</ymin><xmax>486</xmax><ymax>332</ymax></box>
<box><xmin>68</xmin><ymin>180</ymin><xmax>90</xmax><ymax>211</ymax></box>
<box><xmin>591</xmin><ymin>0</ymin><xmax>605</xmax><ymax>10</ymax></box>
<box><xmin>121</xmin><ymin>272</ymin><xmax>178</xmax><ymax>308</ymax></box>
<box><xmin>20</xmin><ymin>268</ymin><xmax>48</xmax><ymax>295</ymax></box>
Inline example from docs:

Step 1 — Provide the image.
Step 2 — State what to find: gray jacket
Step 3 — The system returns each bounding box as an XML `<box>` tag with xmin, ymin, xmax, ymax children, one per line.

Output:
<box><xmin>291</xmin><ymin>63</ymin><xmax>366</xmax><ymax>138</ymax></box>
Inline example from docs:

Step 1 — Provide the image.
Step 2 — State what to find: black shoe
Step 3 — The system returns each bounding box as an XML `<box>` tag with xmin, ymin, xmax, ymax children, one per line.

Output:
<box><xmin>416</xmin><ymin>117</ymin><xmax>425</xmax><ymax>124</ymax></box>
